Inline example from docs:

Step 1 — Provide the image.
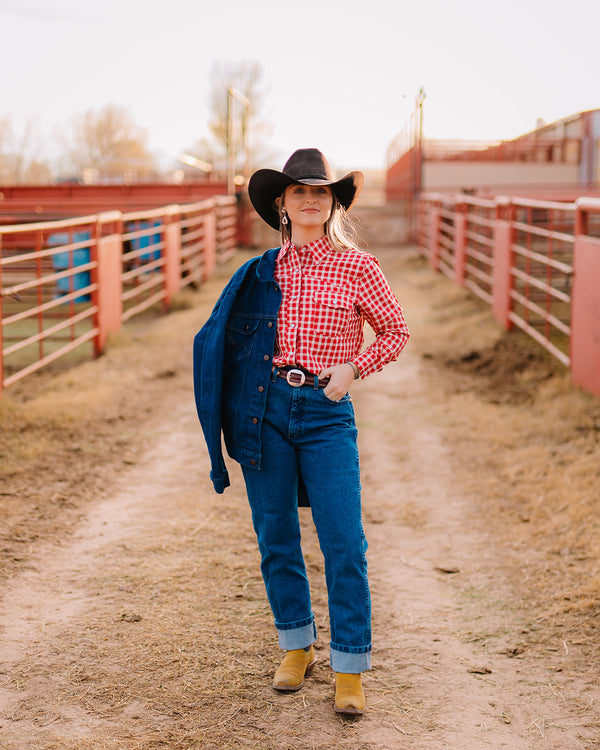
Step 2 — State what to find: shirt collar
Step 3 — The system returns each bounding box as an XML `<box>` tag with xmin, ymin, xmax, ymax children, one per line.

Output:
<box><xmin>277</xmin><ymin>236</ymin><xmax>333</xmax><ymax>264</ymax></box>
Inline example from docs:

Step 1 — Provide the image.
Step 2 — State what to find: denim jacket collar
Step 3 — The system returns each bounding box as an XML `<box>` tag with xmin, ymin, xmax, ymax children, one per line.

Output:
<box><xmin>256</xmin><ymin>245</ymin><xmax>280</xmax><ymax>281</ymax></box>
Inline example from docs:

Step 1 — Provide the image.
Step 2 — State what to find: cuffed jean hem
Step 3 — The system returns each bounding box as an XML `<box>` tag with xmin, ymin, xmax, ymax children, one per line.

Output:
<box><xmin>330</xmin><ymin>646</ymin><xmax>372</xmax><ymax>673</ymax></box>
<box><xmin>276</xmin><ymin>619</ymin><xmax>318</xmax><ymax>650</ymax></box>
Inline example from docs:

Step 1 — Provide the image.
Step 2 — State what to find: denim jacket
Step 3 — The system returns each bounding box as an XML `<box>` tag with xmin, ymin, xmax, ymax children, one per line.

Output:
<box><xmin>193</xmin><ymin>248</ymin><xmax>281</xmax><ymax>494</ymax></box>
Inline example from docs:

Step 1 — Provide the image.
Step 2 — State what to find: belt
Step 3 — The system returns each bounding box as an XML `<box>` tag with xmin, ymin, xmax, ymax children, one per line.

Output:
<box><xmin>273</xmin><ymin>366</ymin><xmax>330</xmax><ymax>388</ymax></box>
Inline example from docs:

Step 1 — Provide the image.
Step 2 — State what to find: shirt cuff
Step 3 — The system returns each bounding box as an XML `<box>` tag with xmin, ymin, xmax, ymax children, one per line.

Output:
<box><xmin>353</xmin><ymin>353</ymin><xmax>377</xmax><ymax>379</ymax></box>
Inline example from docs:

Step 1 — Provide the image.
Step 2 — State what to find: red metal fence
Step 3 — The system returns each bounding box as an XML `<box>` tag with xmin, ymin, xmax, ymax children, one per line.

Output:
<box><xmin>0</xmin><ymin>196</ymin><xmax>237</xmax><ymax>393</ymax></box>
<box><xmin>418</xmin><ymin>193</ymin><xmax>600</xmax><ymax>398</ymax></box>
<box><xmin>0</xmin><ymin>181</ymin><xmax>228</xmax><ymax>219</ymax></box>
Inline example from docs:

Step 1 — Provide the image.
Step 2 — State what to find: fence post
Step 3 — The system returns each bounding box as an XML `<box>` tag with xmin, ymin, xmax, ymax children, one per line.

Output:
<box><xmin>454</xmin><ymin>201</ymin><xmax>467</xmax><ymax>286</ymax></box>
<box><xmin>429</xmin><ymin>202</ymin><xmax>441</xmax><ymax>270</ymax></box>
<box><xmin>237</xmin><ymin>192</ymin><xmax>253</xmax><ymax>249</ymax></box>
<box><xmin>203</xmin><ymin>203</ymin><xmax>217</xmax><ymax>281</ymax></box>
<box><xmin>163</xmin><ymin>205</ymin><xmax>182</xmax><ymax>307</ymax></box>
<box><xmin>0</xmin><ymin>234</ymin><xmax>4</xmax><ymax>395</ymax></box>
<box><xmin>491</xmin><ymin>197</ymin><xmax>513</xmax><ymax>330</ymax></box>
<box><xmin>570</xmin><ymin>199</ymin><xmax>600</xmax><ymax>397</ymax></box>
<box><xmin>95</xmin><ymin>213</ymin><xmax>123</xmax><ymax>355</ymax></box>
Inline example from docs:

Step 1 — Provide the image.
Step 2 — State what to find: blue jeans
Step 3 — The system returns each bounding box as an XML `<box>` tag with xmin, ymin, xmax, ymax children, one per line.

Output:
<box><xmin>241</xmin><ymin>372</ymin><xmax>371</xmax><ymax>673</ymax></box>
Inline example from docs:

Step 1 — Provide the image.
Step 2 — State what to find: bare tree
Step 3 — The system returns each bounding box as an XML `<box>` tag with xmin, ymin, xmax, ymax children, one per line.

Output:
<box><xmin>65</xmin><ymin>104</ymin><xmax>156</xmax><ymax>182</ymax></box>
<box><xmin>0</xmin><ymin>115</ymin><xmax>53</xmax><ymax>184</ymax></box>
<box><xmin>21</xmin><ymin>159</ymin><xmax>54</xmax><ymax>184</ymax></box>
<box><xmin>185</xmin><ymin>60</ymin><xmax>273</xmax><ymax>176</ymax></box>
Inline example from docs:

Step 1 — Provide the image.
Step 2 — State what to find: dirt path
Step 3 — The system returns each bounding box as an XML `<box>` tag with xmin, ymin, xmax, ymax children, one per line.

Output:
<box><xmin>0</xmin><ymin>248</ymin><xmax>598</xmax><ymax>749</ymax></box>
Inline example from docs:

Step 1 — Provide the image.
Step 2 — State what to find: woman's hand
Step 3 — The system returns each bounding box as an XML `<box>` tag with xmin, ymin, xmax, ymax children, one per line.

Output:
<box><xmin>319</xmin><ymin>363</ymin><xmax>357</xmax><ymax>402</ymax></box>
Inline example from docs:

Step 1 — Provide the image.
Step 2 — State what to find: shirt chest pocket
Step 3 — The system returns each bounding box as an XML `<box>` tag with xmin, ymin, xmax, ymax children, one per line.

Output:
<box><xmin>312</xmin><ymin>288</ymin><xmax>355</xmax><ymax>337</ymax></box>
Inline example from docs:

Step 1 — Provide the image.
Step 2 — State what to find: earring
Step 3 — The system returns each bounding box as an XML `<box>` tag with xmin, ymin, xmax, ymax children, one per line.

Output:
<box><xmin>281</xmin><ymin>208</ymin><xmax>289</xmax><ymax>226</ymax></box>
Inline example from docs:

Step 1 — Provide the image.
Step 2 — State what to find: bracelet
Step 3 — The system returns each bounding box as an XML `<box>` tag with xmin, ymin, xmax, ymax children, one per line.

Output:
<box><xmin>346</xmin><ymin>361</ymin><xmax>360</xmax><ymax>380</ymax></box>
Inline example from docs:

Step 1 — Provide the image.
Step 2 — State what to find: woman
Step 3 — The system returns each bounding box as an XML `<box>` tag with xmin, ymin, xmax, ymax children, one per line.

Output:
<box><xmin>193</xmin><ymin>148</ymin><xmax>409</xmax><ymax>715</ymax></box>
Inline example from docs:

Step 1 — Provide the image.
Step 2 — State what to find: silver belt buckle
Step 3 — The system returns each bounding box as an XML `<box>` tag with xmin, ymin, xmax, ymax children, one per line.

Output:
<box><xmin>286</xmin><ymin>368</ymin><xmax>306</xmax><ymax>387</ymax></box>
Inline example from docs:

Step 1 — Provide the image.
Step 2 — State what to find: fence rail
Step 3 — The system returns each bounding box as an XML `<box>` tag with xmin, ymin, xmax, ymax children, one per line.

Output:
<box><xmin>508</xmin><ymin>198</ymin><xmax>576</xmax><ymax>366</ymax></box>
<box><xmin>0</xmin><ymin>196</ymin><xmax>237</xmax><ymax>393</ymax></box>
<box><xmin>418</xmin><ymin>193</ymin><xmax>600</xmax><ymax>398</ymax></box>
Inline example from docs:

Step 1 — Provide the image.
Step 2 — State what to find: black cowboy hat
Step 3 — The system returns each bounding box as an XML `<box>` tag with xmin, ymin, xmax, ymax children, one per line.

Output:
<box><xmin>248</xmin><ymin>148</ymin><xmax>364</xmax><ymax>230</ymax></box>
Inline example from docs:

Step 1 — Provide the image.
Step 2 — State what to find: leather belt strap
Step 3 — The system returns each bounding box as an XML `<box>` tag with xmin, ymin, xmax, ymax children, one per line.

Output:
<box><xmin>274</xmin><ymin>366</ymin><xmax>330</xmax><ymax>389</ymax></box>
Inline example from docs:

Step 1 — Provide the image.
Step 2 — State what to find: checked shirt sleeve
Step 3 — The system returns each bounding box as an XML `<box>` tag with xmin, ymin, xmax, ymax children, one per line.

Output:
<box><xmin>353</xmin><ymin>256</ymin><xmax>409</xmax><ymax>378</ymax></box>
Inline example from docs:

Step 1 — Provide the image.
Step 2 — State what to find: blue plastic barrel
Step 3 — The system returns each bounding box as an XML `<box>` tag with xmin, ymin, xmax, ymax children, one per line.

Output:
<box><xmin>49</xmin><ymin>231</ymin><xmax>91</xmax><ymax>302</ymax></box>
<box><xmin>126</xmin><ymin>220</ymin><xmax>162</xmax><ymax>262</ymax></box>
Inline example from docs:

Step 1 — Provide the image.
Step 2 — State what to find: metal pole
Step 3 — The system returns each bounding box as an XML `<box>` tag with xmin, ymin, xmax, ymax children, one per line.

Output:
<box><xmin>227</xmin><ymin>89</ymin><xmax>234</xmax><ymax>195</ymax></box>
<box><xmin>416</xmin><ymin>87</ymin><xmax>425</xmax><ymax>197</ymax></box>
<box><xmin>227</xmin><ymin>88</ymin><xmax>250</xmax><ymax>195</ymax></box>
<box><xmin>409</xmin><ymin>87</ymin><xmax>425</xmax><ymax>242</ymax></box>
<box><xmin>242</xmin><ymin>101</ymin><xmax>251</xmax><ymax>186</ymax></box>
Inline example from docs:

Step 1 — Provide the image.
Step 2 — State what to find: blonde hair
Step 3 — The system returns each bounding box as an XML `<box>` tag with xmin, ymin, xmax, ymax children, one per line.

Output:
<box><xmin>277</xmin><ymin>192</ymin><xmax>361</xmax><ymax>252</ymax></box>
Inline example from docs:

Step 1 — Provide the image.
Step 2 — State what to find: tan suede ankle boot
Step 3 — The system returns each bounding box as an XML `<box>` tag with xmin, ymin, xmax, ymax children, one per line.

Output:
<box><xmin>334</xmin><ymin>672</ymin><xmax>365</xmax><ymax>714</ymax></box>
<box><xmin>272</xmin><ymin>646</ymin><xmax>316</xmax><ymax>691</ymax></box>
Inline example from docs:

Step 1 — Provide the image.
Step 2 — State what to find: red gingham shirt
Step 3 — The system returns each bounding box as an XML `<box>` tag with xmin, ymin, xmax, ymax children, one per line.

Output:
<box><xmin>272</xmin><ymin>237</ymin><xmax>409</xmax><ymax>378</ymax></box>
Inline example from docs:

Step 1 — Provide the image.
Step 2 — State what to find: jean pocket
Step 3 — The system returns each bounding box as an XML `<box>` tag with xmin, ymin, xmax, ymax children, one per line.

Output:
<box><xmin>320</xmin><ymin>389</ymin><xmax>351</xmax><ymax>404</ymax></box>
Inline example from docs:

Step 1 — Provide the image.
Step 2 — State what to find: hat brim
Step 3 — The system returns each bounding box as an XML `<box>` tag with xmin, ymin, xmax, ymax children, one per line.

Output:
<box><xmin>248</xmin><ymin>169</ymin><xmax>364</xmax><ymax>230</ymax></box>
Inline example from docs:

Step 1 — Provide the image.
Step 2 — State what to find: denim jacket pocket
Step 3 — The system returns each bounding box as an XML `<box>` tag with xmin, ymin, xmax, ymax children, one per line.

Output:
<box><xmin>225</xmin><ymin>315</ymin><xmax>261</xmax><ymax>360</ymax></box>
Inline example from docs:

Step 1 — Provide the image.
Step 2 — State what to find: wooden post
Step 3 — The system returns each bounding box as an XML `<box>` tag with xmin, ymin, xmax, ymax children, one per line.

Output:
<box><xmin>0</xmin><ymin>234</ymin><xmax>4</xmax><ymax>394</ymax></box>
<box><xmin>570</xmin><ymin>200</ymin><xmax>600</xmax><ymax>397</ymax></box>
<box><xmin>429</xmin><ymin>205</ymin><xmax>441</xmax><ymax>271</ymax></box>
<box><xmin>203</xmin><ymin>207</ymin><xmax>217</xmax><ymax>281</ymax></box>
<box><xmin>492</xmin><ymin>198</ymin><xmax>513</xmax><ymax>330</ymax></box>
<box><xmin>454</xmin><ymin>202</ymin><xmax>467</xmax><ymax>286</ymax></box>
<box><xmin>163</xmin><ymin>205</ymin><xmax>182</xmax><ymax>307</ymax></box>
<box><xmin>95</xmin><ymin>216</ymin><xmax>123</xmax><ymax>355</ymax></box>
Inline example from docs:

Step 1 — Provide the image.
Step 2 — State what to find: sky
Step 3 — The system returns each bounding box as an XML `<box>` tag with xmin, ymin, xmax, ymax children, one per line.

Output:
<box><xmin>1</xmin><ymin>0</ymin><xmax>599</xmax><ymax>174</ymax></box>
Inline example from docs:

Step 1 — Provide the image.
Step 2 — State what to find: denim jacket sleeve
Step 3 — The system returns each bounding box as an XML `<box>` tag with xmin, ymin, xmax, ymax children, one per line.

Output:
<box><xmin>193</xmin><ymin>277</ymin><xmax>239</xmax><ymax>493</ymax></box>
<box><xmin>193</xmin><ymin>249</ymin><xmax>280</xmax><ymax>494</ymax></box>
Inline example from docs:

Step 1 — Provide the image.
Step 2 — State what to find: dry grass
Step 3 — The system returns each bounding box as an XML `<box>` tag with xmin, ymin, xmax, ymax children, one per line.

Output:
<box><xmin>398</xmin><ymin>253</ymin><xmax>600</xmax><ymax>633</ymax></box>
<box><xmin>0</xmin><ymin>281</ymin><xmax>231</xmax><ymax>582</ymax></box>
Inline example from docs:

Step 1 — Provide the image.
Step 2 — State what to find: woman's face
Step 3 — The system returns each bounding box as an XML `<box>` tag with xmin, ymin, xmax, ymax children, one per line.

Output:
<box><xmin>281</xmin><ymin>183</ymin><xmax>333</xmax><ymax>231</ymax></box>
